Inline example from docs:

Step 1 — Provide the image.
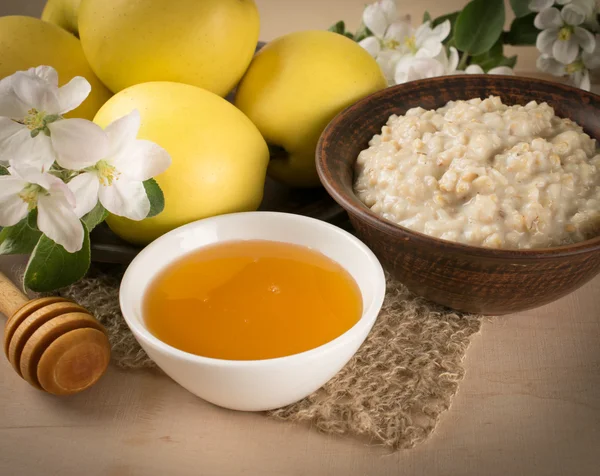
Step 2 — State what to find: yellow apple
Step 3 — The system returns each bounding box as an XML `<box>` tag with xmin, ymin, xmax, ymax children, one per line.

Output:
<box><xmin>78</xmin><ymin>0</ymin><xmax>260</xmax><ymax>96</ymax></box>
<box><xmin>0</xmin><ymin>16</ymin><xmax>111</xmax><ymax>120</ymax></box>
<box><xmin>93</xmin><ymin>82</ymin><xmax>269</xmax><ymax>245</ymax></box>
<box><xmin>41</xmin><ymin>0</ymin><xmax>81</xmax><ymax>36</ymax></box>
<box><xmin>234</xmin><ymin>30</ymin><xmax>387</xmax><ymax>188</ymax></box>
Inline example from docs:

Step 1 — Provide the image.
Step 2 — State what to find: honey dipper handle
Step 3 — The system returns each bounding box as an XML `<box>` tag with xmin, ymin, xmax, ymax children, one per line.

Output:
<box><xmin>0</xmin><ymin>271</ymin><xmax>28</xmax><ymax>319</ymax></box>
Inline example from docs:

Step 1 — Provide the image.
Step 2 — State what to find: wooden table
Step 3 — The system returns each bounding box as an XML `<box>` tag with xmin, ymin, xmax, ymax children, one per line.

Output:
<box><xmin>1</xmin><ymin>1</ymin><xmax>599</xmax><ymax>475</ymax></box>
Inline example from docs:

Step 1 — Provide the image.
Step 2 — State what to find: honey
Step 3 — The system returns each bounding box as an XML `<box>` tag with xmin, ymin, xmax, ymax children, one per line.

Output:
<box><xmin>143</xmin><ymin>240</ymin><xmax>363</xmax><ymax>360</ymax></box>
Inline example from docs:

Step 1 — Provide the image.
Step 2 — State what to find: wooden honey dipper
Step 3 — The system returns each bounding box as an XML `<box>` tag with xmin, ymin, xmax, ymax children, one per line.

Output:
<box><xmin>0</xmin><ymin>271</ymin><xmax>111</xmax><ymax>395</ymax></box>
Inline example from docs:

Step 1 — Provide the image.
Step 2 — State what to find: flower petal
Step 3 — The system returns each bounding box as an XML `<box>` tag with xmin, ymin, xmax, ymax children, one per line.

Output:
<box><xmin>111</xmin><ymin>140</ymin><xmax>171</xmax><ymax>181</ymax></box>
<box><xmin>553</xmin><ymin>36</ymin><xmax>580</xmax><ymax>64</ymax></box>
<box><xmin>37</xmin><ymin>187</ymin><xmax>84</xmax><ymax>253</ymax></box>
<box><xmin>529</xmin><ymin>0</ymin><xmax>555</xmax><ymax>12</ymax></box>
<box><xmin>573</xmin><ymin>26</ymin><xmax>596</xmax><ymax>52</ymax></box>
<box><xmin>359</xmin><ymin>36</ymin><xmax>381</xmax><ymax>57</ymax></box>
<box><xmin>577</xmin><ymin>69</ymin><xmax>591</xmax><ymax>90</ymax></box>
<box><xmin>0</xmin><ymin>76</ymin><xmax>29</xmax><ymax>119</ymax></box>
<box><xmin>98</xmin><ymin>177</ymin><xmax>150</xmax><ymax>221</ymax></box>
<box><xmin>465</xmin><ymin>64</ymin><xmax>485</xmax><ymax>74</ymax></box>
<box><xmin>416</xmin><ymin>37</ymin><xmax>443</xmax><ymax>58</ymax></box>
<box><xmin>379</xmin><ymin>0</ymin><xmax>397</xmax><ymax>24</ymax></box>
<box><xmin>0</xmin><ymin>118</ymin><xmax>56</xmax><ymax>171</ymax></box>
<box><xmin>535</xmin><ymin>8</ymin><xmax>563</xmax><ymax>29</ymax></box>
<box><xmin>384</xmin><ymin>21</ymin><xmax>412</xmax><ymax>44</ymax></box>
<box><xmin>362</xmin><ymin>2</ymin><xmax>388</xmax><ymax>38</ymax></box>
<box><xmin>56</xmin><ymin>77</ymin><xmax>92</xmax><ymax>115</ymax></box>
<box><xmin>48</xmin><ymin>118</ymin><xmax>109</xmax><ymax>170</ymax></box>
<box><xmin>536</xmin><ymin>28</ymin><xmax>559</xmax><ymax>55</ymax></box>
<box><xmin>376</xmin><ymin>49</ymin><xmax>403</xmax><ymax>84</ymax></box>
<box><xmin>488</xmin><ymin>66</ymin><xmax>515</xmax><ymax>75</ymax></box>
<box><xmin>67</xmin><ymin>172</ymin><xmax>101</xmax><ymax>218</ymax></box>
<box><xmin>561</xmin><ymin>4</ymin><xmax>585</xmax><ymax>25</ymax></box>
<box><xmin>447</xmin><ymin>47</ymin><xmax>460</xmax><ymax>73</ymax></box>
<box><xmin>0</xmin><ymin>175</ymin><xmax>28</xmax><ymax>226</ymax></box>
<box><xmin>537</xmin><ymin>54</ymin><xmax>567</xmax><ymax>75</ymax></box>
<box><xmin>430</xmin><ymin>19</ymin><xmax>451</xmax><ymax>43</ymax></box>
<box><xmin>11</xmin><ymin>72</ymin><xmax>61</xmax><ymax>114</ymax></box>
<box><xmin>582</xmin><ymin>36</ymin><xmax>600</xmax><ymax>68</ymax></box>
<box><xmin>104</xmin><ymin>109</ymin><xmax>141</xmax><ymax>157</ymax></box>
<box><xmin>27</xmin><ymin>66</ymin><xmax>59</xmax><ymax>87</ymax></box>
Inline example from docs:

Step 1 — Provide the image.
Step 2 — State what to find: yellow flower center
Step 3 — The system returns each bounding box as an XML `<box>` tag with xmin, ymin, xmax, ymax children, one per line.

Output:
<box><xmin>384</xmin><ymin>38</ymin><xmax>401</xmax><ymax>49</ymax></box>
<box><xmin>96</xmin><ymin>160</ymin><xmax>120</xmax><ymax>186</ymax></box>
<box><xmin>404</xmin><ymin>35</ymin><xmax>418</xmax><ymax>54</ymax></box>
<box><xmin>23</xmin><ymin>108</ymin><xmax>46</xmax><ymax>131</ymax></box>
<box><xmin>565</xmin><ymin>60</ymin><xmax>584</xmax><ymax>73</ymax></box>
<box><xmin>18</xmin><ymin>184</ymin><xmax>43</xmax><ymax>210</ymax></box>
<box><xmin>558</xmin><ymin>26</ymin><xmax>573</xmax><ymax>41</ymax></box>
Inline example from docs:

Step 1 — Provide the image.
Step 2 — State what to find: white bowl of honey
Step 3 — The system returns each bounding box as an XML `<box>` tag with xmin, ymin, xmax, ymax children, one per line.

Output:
<box><xmin>119</xmin><ymin>211</ymin><xmax>386</xmax><ymax>411</ymax></box>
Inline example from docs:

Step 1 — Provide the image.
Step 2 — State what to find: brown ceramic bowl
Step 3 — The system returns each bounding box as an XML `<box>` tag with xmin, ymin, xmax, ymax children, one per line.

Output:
<box><xmin>316</xmin><ymin>74</ymin><xmax>600</xmax><ymax>315</ymax></box>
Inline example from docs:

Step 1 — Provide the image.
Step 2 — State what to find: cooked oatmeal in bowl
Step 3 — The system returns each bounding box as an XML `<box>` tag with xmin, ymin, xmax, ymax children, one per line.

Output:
<box><xmin>353</xmin><ymin>95</ymin><xmax>600</xmax><ymax>249</ymax></box>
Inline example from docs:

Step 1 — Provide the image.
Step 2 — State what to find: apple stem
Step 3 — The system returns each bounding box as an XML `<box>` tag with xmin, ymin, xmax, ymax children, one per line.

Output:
<box><xmin>268</xmin><ymin>144</ymin><xmax>288</xmax><ymax>161</ymax></box>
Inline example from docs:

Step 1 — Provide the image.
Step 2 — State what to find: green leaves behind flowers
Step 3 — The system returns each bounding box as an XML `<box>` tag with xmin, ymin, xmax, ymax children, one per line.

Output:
<box><xmin>469</xmin><ymin>37</ymin><xmax>517</xmax><ymax>72</ymax></box>
<box><xmin>0</xmin><ymin>217</ymin><xmax>42</xmax><ymax>255</ymax></box>
<box><xmin>144</xmin><ymin>178</ymin><xmax>165</xmax><ymax>218</ymax></box>
<box><xmin>0</xmin><ymin>165</ymin><xmax>9</xmax><ymax>176</ymax></box>
<box><xmin>24</xmin><ymin>221</ymin><xmax>91</xmax><ymax>293</ymax></box>
<box><xmin>509</xmin><ymin>0</ymin><xmax>533</xmax><ymax>19</ymax></box>
<box><xmin>454</xmin><ymin>0</ymin><xmax>505</xmax><ymax>56</ymax></box>
<box><xmin>328</xmin><ymin>21</ymin><xmax>356</xmax><ymax>40</ymax></box>
<box><xmin>505</xmin><ymin>13</ymin><xmax>539</xmax><ymax>46</ymax></box>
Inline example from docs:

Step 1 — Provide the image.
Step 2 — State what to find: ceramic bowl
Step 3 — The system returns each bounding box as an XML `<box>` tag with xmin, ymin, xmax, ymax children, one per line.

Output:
<box><xmin>119</xmin><ymin>211</ymin><xmax>385</xmax><ymax>411</ymax></box>
<box><xmin>316</xmin><ymin>74</ymin><xmax>600</xmax><ymax>315</ymax></box>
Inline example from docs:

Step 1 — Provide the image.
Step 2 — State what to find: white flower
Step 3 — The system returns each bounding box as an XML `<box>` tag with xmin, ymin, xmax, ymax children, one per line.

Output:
<box><xmin>67</xmin><ymin>110</ymin><xmax>171</xmax><ymax>221</ymax></box>
<box><xmin>358</xmin><ymin>0</ymin><xmax>411</xmax><ymax>57</ymax></box>
<box><xmin>463</xmin><ymin>64</ymin><xmax>516</xmax><ymax>75</ymax></box>
<box><xmin>394</xmin><ymin>56</ymin><xmax>446</xmax><ymax>84</ymax></box>
<box><xmin>529</xmin><ymin>0</ymin><xmax>554</xmax><ymax>12</ymax></box>
<box><xmin>536</xmin><ymin>47</ymin><xmax>598</xmax><ymax>90</ymax></box>
<box><xmin>0</xmin><ymin>165</ymin><xmax>83</xmax><ymax>252</ymax></box>
<box><xmin>0</xmin><ymin>66</ymin><xmax>108</xmax><ymax>172</ymax></box>
<box><xmin>535</xmin><ymin>5</ymin><xmax>596</xmax><ymax>64</ymax></box>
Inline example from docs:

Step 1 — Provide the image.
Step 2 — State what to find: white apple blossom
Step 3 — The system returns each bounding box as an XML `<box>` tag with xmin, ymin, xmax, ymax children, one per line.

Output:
<box><xmin>535</xmin><ymin>4</ymin><xmax>596</xmax><ymax>64</ymax></box>
<box><xmin>358</xmin><ymin>0</ymin><xmax>411</xmax><ymax>57</ymax></box>
<box><xmin>67</xmin><ymin>109</ymin><xmax>171</xmax><ymax>221</ymax></box>
<box><xmin>463</xmin><ymin>64</ymin><xmax>516</xmax><ymax>75</ymax></box>
<box><xmin>0</xmin><ymin>165</ymin><xmax>83</xmax><ymax>252</ymax></box>
<box><xmin>0</xmin><ymin>66</ymin><xmax>108</xmax><ymax>172</ymax></box>
<box><xmin>537</xmin><ymin>34</ymin><xmax>600</xmax><ymax>90</ymax></box>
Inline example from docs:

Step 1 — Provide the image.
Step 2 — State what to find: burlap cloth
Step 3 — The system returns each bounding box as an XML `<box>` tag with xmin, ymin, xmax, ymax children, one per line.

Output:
<box><xmin>26</xmin><ymin>264</ymin><xmax>482</xmax><ymax>450</ymax></box>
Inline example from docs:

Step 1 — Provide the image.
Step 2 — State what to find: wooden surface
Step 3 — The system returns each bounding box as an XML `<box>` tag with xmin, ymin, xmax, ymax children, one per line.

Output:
<box><xmin>1</xmin><ymin>1</ymin><xmax>599</xmax><ymax>475</ymax></box>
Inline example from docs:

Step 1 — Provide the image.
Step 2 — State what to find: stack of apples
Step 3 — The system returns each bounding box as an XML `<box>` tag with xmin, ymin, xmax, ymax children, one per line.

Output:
<box><xmin>1</xmin><ymin>0</ymin><xmax>386</xmax><ymax>245</ymax></box>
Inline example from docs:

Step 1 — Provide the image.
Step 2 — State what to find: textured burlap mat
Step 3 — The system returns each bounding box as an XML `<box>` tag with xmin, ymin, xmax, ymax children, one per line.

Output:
<box><xmin>24</xmin><ymin>264</ymin><xmax>482</xmax><ymax>450</ymax></box>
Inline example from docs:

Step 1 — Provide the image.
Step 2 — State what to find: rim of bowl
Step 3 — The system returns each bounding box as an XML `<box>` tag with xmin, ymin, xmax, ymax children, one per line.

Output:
<box><xmin>316</xmin><ymin>74</ymin><xmax>600</xmax><ymax>260</ymax></box>
<box><xmin>119</xmin><ymin>211</ymin><xmax>386</xmax><ymax>367</ymax></box>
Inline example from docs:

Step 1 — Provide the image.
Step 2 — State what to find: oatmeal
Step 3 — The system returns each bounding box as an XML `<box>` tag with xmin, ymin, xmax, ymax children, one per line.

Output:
<box><xmin>354</xmin><ymin>96</ymin><xmax>600</xmax><ymax>249</ymax></box>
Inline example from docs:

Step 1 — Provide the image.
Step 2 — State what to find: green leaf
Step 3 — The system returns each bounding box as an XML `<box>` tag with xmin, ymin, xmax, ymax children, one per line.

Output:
<box><xmin>27</xmin><ymin>208</ymin><xmax>38</xmax><ymax>230</ymax></box>
<box><xmin>0</xmin><ymin>219</ymin><xmax>42</xmax><ymax>255</ymax></box>
<box><xmin>143</xmin><ymin>178</ymin><xmax>165</xmax><ymax>218</ymax></box>
<box><xmin>510</xmin><ymin>0</ymin><xmax>532</xmax><ymax>18</ymax></box>
<box><xmin>423</xmin><ymin>11</ymin><xmax>432</xmax><ymax>23</ymax></box>
<box><xmin>81</xmin><ymin>201</ymin><xmax>108</xmax><ymax>231</ymax></box>
<box><xmin>354</xmin><ymin>23</ymin><xmax>372</xmax><ymax>43</ymax></box>
<box><xmin>24</xmin><ymin>222</ymin><xmax>91</xmax><ymax>292</ymax></box>
<box><xmin>328</xmin><ymin>21</ymin><xmax>346</xmax><ymax>35</ymax></box>
<box><xmin>505</xmin><ymin>13</ymin><xmax>539</xmax><ymax>46</ymax></box>
<box><xmin>432</xmin><ymin>11</ymin><xmax>460</xmax><ymax>44</ymax></box>
<box><xmin>344</xmin><ymin>32</ymin><xmax>354</xmax><ymax>39</ymax></box>
<box><xmin>0</xmin><ymin>164</ymin><xmax>8</xmax><ymax>175</ymax></box>
<box><xmin>454</xmin><ymin>0</ymin><xmax>505</xmax><ymax>56</ymax></box>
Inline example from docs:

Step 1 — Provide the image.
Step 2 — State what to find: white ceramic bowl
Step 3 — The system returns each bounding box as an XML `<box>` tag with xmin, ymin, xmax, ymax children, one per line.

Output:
<box><xmin>119</xmin><ymin>211</ymin><xmax>386</xmax><ymax>411</ymax></box>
